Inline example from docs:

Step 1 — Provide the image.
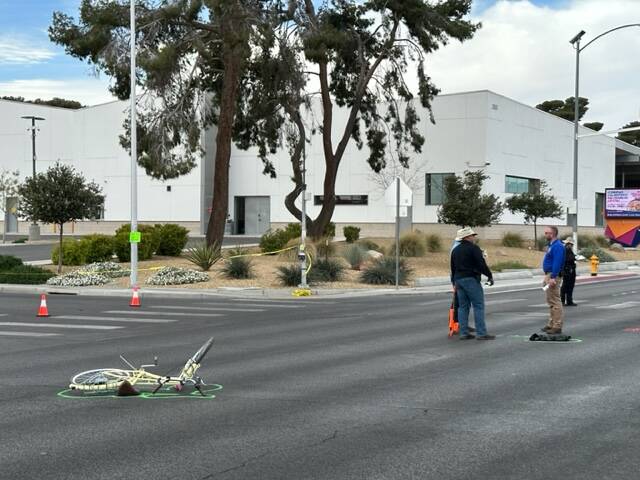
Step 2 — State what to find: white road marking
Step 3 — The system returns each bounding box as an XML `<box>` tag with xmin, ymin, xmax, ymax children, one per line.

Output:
<box><xmin>485</xmin><ymin>298</ymin><xmax>527</xmax><ymax>306</ymax></box>
<box><xmin>0</xmin><ymin>322</ymin><xmax>121</xmax><ymax>330</ymax></box>
<box><xmin>0</xmin><ymin>331</ymin><xmax>60</xmax><ymax>337</ymax></box>
<box><xmin>54</xmin><ymin>315</ymin><xmax>175</xmax><ymax>324</ymax></box>
<box><xmin>149</xmin><ymin>306</ymin><xmax>264</xmax><ymax>312</ymax></box>
<box><xmin>202</xmin><ymin>302</ymin><xmax>301</xmax><ymax>308</ymax></box>
<box><xmin>417</xmin><ymin>299</ymin><xmax>448</xmax><ymax>306</ymax></box>
<box><xmin>596</xmin><ymin>301</ymin><xmax>640</xmax><ymax>310</ymax></box>
<box><xmin>0</xmin><ymin>314</ymin><xmax>7</xmax><ymax>317</ymax></box>
<box><xmin>104</xmin><ymin>310</ymin><xmax>224</xmax><ymax>317</ymax></box>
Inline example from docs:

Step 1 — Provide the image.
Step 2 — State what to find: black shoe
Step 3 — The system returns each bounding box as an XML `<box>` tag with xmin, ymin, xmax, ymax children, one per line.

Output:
<box><xmin>566</xmin><ymin>302</ymin><xmax>577</xmax><ymax>307</ymax></box>
<box><xmin>459</xmin><ymin>334</ymin><xmax>476</xmax><ymax>340</ymax></box>
<box><xmin>468</xmin><ymin>326</ymin><xmax>476</xmax><ymax>333</ymax></box>
<box><xmin>541</xmin><ymin>326</ymin><xmax>552</xmax><ymax>333</ymax></box>
<box><xmin>476</xmin><ymin>335</ymin><xmax>496</xmax><ymax>340</ymax></box>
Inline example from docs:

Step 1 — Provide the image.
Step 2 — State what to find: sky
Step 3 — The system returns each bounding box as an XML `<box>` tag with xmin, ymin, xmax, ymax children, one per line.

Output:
<box><xmin>0</xmin><ymin>0</ymin><xmax>639</xmax><ymax>129</ymax></box>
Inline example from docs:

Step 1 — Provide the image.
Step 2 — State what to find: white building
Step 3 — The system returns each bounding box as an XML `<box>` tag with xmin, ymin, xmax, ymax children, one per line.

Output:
<box><xmin>1</xmin><ymin>90</ymin><xmax>639</xmax><ymax>239</ymax></box>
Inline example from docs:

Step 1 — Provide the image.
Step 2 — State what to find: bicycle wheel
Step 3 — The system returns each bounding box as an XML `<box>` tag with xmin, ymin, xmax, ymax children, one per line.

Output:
<box><xmin>70</xmin><ymin>368</ymin><xmax>133</xmax><ymax>392</ymax></box>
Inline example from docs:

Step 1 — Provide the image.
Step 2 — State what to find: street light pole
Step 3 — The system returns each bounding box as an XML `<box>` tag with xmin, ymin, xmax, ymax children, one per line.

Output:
<box><xmin>569</xmin><ymin>24</ymin><xmax>640</xmax><ymax>252</ymax></box>
<box><xmin>21</xmin><ymin>115</ymin><xmax>45</xmax><ymax>241</ymax></box>
<box><xmin>129</xmin><ymin>0</ymin><xmax>139</xmax><ymax>289</ymax></box>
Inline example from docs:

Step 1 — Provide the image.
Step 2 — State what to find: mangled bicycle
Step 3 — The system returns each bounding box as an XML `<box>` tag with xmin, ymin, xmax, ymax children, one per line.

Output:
<box><xmin>69</xmin><ymin>337</ymin><xmax>214</xmax><ymax>396</ymax></box>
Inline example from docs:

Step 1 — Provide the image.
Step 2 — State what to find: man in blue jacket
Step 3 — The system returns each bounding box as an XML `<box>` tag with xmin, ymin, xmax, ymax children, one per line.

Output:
<box><xmin>541</xmin><ymin>226</ymin><xmax>566</xmax><ymax>334</ymax></box>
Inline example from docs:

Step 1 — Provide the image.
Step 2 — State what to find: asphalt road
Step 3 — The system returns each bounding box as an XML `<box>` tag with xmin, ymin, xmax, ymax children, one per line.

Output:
<box><xmin>1</xmin><ymin>278</ymin><xmax>640</xmax><ymax>479</ymax></box>
<box><xmin>0</xmin><ymin>236</ymin><xmax>260</xmax><ymax>262</ymax></box>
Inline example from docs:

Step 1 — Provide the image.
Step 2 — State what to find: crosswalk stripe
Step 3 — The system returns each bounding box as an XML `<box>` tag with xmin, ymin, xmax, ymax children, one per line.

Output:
<box><xmin>202</xmin><ymin>302</ymin><xmax>301</xmax><ymax>309</ymax></box>
<box><xmin>0</xmin><ymin>331</ymin><xmax>61</xmax><ymax>337</ymax></box>
<box><xmin>104</xmin><ymin>310</ymin><xmax>224</xmax><ymax>317</ymax></box>
<box><xmin>0</xmin><ymin>322</ymin><xmax>121</xmax><ymax>330</ymax></box>
<box><xmin>149</xmin><ymin>306</ymin><xmax>264</xmax><ymax>312</ymax></box>
<box><xmin>0</xmin><ymin>314</ymin><xmax>7</xmax><ymax>317</ymax></box>
<box><xmin>54</xmin><ymin>315</ymin><xmax>176</xmax><ymax>324</ymax></box>
<box><xmin>596</xmin><ymin>301</ymin><xmax>640</xmax><ymax>310</ymax></box>
<box><xmin>485</xmin><ymin>298</ymin><xmax>527</xmax><ymax>306</ymax></box>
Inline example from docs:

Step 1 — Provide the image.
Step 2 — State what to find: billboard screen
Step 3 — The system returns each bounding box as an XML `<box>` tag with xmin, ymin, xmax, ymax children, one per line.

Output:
<box><xmin>605</xmin><ymin>189</ymin><xmax>640</xmax><ymax>218</ymax></box>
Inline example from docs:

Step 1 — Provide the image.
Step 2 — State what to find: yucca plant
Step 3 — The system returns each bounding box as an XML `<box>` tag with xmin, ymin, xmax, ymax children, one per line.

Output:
<box><xmin>342</xmin><ymin>244</ymin><xmax>367</xmax><ymax>270</ymax></box>
<box><xmin>360</xmin><ymin>257</ymin><xmax>413</xmax><ymax>285</ymax></box>
<box><xmin>222</xmin><ymin>256</ymin><xmax>254</xmax><ymax>279</ymax></box>
<box><xmin>276</xmin><ymin>264</ymin><xmax>302</xmax><ymax>286</ymax></box>
<box><xmin>312</xmin><ymin>258</ymin><xmax>345</xmax><ymax>282</ymax></box>
<box><xmin>182</xmin><ymin>242</ymin><xmax>222</xmax><ymax>271</ymax></box>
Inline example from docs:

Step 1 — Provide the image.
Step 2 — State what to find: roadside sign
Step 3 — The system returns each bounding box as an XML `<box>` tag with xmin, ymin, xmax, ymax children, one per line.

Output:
<box><xmin>129</xmin><ymin>231</ymin><xmax>141</xmax><ymax>243</ymax></box>
<box><xmin>385</xmin><ymin>178</ymin><xmax>412</xmax><ymax>207</ymax></box>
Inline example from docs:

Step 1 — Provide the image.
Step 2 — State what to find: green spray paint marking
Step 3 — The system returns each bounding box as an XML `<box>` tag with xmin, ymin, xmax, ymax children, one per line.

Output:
<box><xmin>57</xmin><ymin>384</ymin><xmax>223</xmax><ymax>400</ymax></box>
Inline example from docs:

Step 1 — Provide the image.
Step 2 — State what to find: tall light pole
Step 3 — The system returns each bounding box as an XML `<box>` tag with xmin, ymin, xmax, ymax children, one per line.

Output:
<box><xmin>569</xmin><ymin>24</ymin><xmax>640</xmax><ymax>251</ymax></box>
<box><xmin>129</xmin><ymin>0</ymin><xmax>139</xmax><ymax>289</ymax></box>
<box><xmin>21</xmin><ymin>115</ymin><xmax>45</xmax><ymax>241</ymax></box>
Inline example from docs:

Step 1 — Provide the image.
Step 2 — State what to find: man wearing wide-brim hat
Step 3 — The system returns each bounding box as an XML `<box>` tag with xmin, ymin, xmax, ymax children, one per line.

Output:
<box><xmin>450</xmin><ymin>227</ymin><xmax>496</xmax><ymax>340</ymax></box>
<box><xmin>561</xmin><ymin>236</ymin><xmax>577</xmax><ymax>307</ymax></box>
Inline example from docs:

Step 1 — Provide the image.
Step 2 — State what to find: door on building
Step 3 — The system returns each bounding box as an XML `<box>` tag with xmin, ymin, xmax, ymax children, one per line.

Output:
<box><xmin>235</xmin><ymin>196</ymin><xmax>270</xmax><ymax>235</ymax></box>
<box><xmin>5</xmin><ymin>197</ymin><xmax>18</xmax><ymax>232</ymax></box>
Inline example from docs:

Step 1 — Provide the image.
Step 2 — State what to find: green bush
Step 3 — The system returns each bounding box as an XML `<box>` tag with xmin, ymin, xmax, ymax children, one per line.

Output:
<box><xmin>324</xmin><ymin>222</ymin><xmax>336</xmax><ymax>238</ymax></box>
<box><xmin>81</xmin><ymin>234</ymin><xmax>114</xmax><ymax>263</ymax></box>
<box><xmin>222</xmin><ymin>257</ymin><xmax>254</xmax><ymax>279</ymax></box>
<box><xmin>113</xmin><ymin>224</ymin><xmax>160</xmax><ymax>262</ymax></box>
<box><xmin>260</xmin><ymin>229</ymin><xmax>290</xmax><ymax>253</ymax></box>
<box><xmin>501</xmin><ymin>232</ymin><xmax>524</xmax><ymax>248</ymax></box>
<box><xmin>491</xmin><ymin>261</ymin><xmax>529</xmax><ymax>272</ymax></box>
<box><xmin>0</xmin><ymin>265</ymin><xmax>55</xmax><ymax>284</ymax></box>
<box><xmin>183</xmin><ymin>242</ymin><xmax>222</xmax><ymax>271</ymax></box>
<box><xmin>276</xmin><ymin>264</ymin><xmax>303</xmax><ymax>286</ymax></box>
<box><xmin>578</xmin><ymin>235</ymin><xmax>599</xmax><ymax>249</ymax></box>
<box><xmin>0</xmin><ymin>255</ymin><xmax>23</xmax><ymax>270</ymax></box>
<box><xmin>11</xmin><ymin>237</ymin><xmax>27</xmax><ymax>244</ymax></box>
<box><xmin>343</xmin><ymin>226</ymin><xmax>361</xmax><ymax>243</ymax></box>
<box><xmin>311</xmin><ymin>258</ymin><xmax>345</xmax><ymax>282</ymax></box>
<box><xmin>360</xmin><ymin>257</ymin><xmax>413</xmax><ymax>285</ymax></box>
<box><xmin>284</xmin><ymin>223</ymin><xmax>301</xmax><ymax>240</ymax></box>
<box><xmin>425</xmin><ymin>233</ymin><xmax>443</xmax><ymax>252</ymax></box>
<box><xmin>579</xmin><ymin>247</ymin><xmax>616</xmax><ymax>263</ymax></box>
<box><xmin>342</xmin><ymin>244</ymin><xmax>367</xmax><ymax>270</ymax></box>
<box><xmin>357</xmin><ymin>239</ymin><xmax>381</xmax><ymax>251</ymax></box>
<box><xmin>391</xmin><ymin>233</ymin><xmax>426</xmax><ymax>257</ymax></box>
<box><xmin>154</xmin><ymin>224</ymin><xmax>189</xmax><ymax>256</ymax></box>
<box><xmin>51</xmin><ymin>240</ymin><xmax>88</xmax><ymax>266</ymax></box>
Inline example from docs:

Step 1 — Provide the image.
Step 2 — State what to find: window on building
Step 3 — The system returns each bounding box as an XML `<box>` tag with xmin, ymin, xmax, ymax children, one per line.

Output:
<box><xmin>425</xmin><ymin>173</ymin><xmax>454</xmax><ymax>205</ymax></box>
<box><xmin>595</xmin><ymin>192</ymin><xmax>604</xmax><ymax>227</ymax></box>
<box><xmin>314</xmin><ymin>195</ymin><xmax>368</xmax><ymax>206</ymax></box>
<box><xmin>505</xmin><ymin>175</ymin><xmax>540</xmax><ymax>194</ymax></box>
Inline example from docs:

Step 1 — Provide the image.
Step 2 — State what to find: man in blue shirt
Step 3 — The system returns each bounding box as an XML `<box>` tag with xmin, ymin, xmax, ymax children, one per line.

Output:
<box><xmin>541</xmin><ymin>226</ymin><xmax>566</xmax><ymax>334</ymax></box>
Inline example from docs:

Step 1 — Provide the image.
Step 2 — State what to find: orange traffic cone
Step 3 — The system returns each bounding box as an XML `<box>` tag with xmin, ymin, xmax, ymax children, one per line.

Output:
<box><xmin>37</xmin><ymin>294</ymin><xmax>50</xmax><ymax>317</ymax></box>
<box><xmin>130</xmin><ymin>287</ymin><xmax>141</xmax><ymax>307</ymax></box>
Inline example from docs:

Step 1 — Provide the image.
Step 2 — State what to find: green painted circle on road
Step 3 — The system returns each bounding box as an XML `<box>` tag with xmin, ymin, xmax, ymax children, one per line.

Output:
<box><xmin>57</xmin><ymin>384</ymin><xmax>223</xmax><ymax>400</ymax></box>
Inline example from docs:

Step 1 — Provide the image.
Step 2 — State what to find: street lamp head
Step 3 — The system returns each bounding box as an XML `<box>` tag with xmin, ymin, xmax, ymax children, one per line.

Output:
<box><xmin>569</xmin><ymin>30</ymin><xmax>586</xmax><ymax>45</ymax></box>
<box><xmin>21</xmin><ymin>116</ymin><xmax>46</xmax><ymax>121</ymax></box>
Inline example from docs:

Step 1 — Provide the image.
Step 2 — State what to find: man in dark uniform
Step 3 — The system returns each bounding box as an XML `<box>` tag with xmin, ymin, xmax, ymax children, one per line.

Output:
<box><xmin>450</xmin><ymin>227</ymin><xmax>495</xmax><ymax>340</ymax></box>
<box><xmin>561</xmin><ymin>237</ymin><xmax>577</xmax><ymax>306</ymax></box>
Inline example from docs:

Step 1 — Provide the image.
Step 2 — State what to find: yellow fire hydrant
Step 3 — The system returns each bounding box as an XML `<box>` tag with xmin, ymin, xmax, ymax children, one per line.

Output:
<box><xmin>590</xmin><ymin>254</ymin><xmax>599</xmax><ymax>276</ymax></box>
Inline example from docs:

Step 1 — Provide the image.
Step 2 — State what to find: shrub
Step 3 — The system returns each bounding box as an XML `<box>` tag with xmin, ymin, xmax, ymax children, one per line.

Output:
<box><xmin>0</xmin><ymin>255</ymin><xmax>23</xmax><ymax>270</ymax></box>
<box><xmin>222</xmin><ymin>257</ymin><xmax>254</xmax><ymax>279</ymax></box>
<box><xmin>578</xmin><ymin>235</ymin><xmax>599</xmax><ymax>249</ymax></box>
<box><xmin>113</xmin><ymin>224</ymin><xmax>160</xmax><ymax>262</ymax></box>
<box><xmin>579</xmin><ymin>247</ymin><xmax>616</xmax><ymax>263</ymax></box>
<box><xmin>501</xmin><ymin>232</ymin><xmax>524</xmax><ymax>248</ymax></box>
<box><xmin>154</xmin><ymin>224</ymin><xmax>189</xmax><ymax>256</ymax></box>
<box><xmin>0</xmin><ymin>265</ymin><xmax>55</xmax><ymax>284</ymax></box>
<box><xmin>284</xmin><ymin>223</ymin><xmax>301</xmax><ymax>240</ymax></box>
<box><xmin>342</xmin><ymin>244</ymin><xmax>367</xmax><ymax>270</ymax></box>
<box><xmin>314</xmin><ymin>236</ymin><xmax>336</xmax><ymax>260</ymax></box>
<box><xmin>360</xmin><ymin>257</ymin><xmax>413</xmax><ymax>285</ymax></box>
<box><xmin>276</xmin><ymin>264</ymin><xmax>302</xmax><ymax>287</ymax></box>
<box><xmin>594</xmin><ymin>235</ymin><xmax>610</xmax><ymax>248</ymax></box>
<box><xmin>146</xmin><ymin>266</ymin><xmax>210</xmax><ymax>285</ymax></box>
<box><xmin>11</xmin><ymin>237</ymin><xmax>27</xmax><ymax>244</ymax></box>
<box><xmin>425</xmin><ymin>233</ymin><xmax>443</xmax><ymax>252</ymax></box>
<box><xmin>357</xmin><ymin>239</ymin><xmax>381</xmax><ymax>251</ymax></box>
<box><xmin>391</xmin><ymin>233</ymin><xmax>426</xmax><ymax>257</ymax></box>
<box><xmin>324</xmin><ymin>222</ymin><xmax>336</xmax><ymax>238</ymax></box>
<box><xmin>343</xmin><ymin>226</ymin><xmax>361</xmax><ymax>243</ymax></box>
<box><xmin>51</xmin><ymin>240</ymin><xmax>88</xmax><ymax>266</ymax></box>
<box><xmin>183</xmin><ymin>242</ymin><xmax>222</xmax><ymax>271</ymax></box>
<box><xmin>259</xmin><ymin>228</ymin><xmax>290</xmax><ymax>253</ymax></box>
<box><xmin>279</xmin><ymin>238</ymin><xmax>317</xmax><ymax>261</ymax></box>
<box><xmin>312</xmin><ymin>258</ymin><xmax>345</xmax><ymax>282</ymax></box>
<box><xmin>81</xmin><ymin>262</ymin><xmax>129</xmax><ymax>278</ymax></box>
<box><xmin>81</xmin><ymin>234</ymin><xmax>114</xmax><ymax>263</ymax></box>
<box><xmin>491</xmin><ymin>261</ymin><xmax>529</xmax><ymax>272</ymax></box>
<box><xmin>46</xmin><ymin>271</ymin><xmax>110</xmax><ymax>287</ymax></box>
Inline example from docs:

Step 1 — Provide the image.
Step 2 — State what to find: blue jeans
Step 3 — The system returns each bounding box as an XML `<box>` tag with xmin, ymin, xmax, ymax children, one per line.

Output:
<box><xmin>455</xmin><ymin>277</ymin><xmax>487</xmax><ymax>336</ymax></box>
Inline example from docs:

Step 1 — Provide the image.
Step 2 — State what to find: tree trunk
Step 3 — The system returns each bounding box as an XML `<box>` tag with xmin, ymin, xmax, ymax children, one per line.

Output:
<box><xmin>308</xmin><ymin>159</ymin><xmax>337</xmax><ymax>239</ymax></box>
<box><xmin>58</xmin><ymin>223</ymin><xmax>63</xmax><ymax>274</ymax></box>
<box><xmin>205</xmin><ymin>48</ymin><xmax>243</xmax><ymax>248</ymax></box>
<box><xmin>533</xmin><ymin>221</ymin><xmax>538</xmax><ymax>251</ymax></box>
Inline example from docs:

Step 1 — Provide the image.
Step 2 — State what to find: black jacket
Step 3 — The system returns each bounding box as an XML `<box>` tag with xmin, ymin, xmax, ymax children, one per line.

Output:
<box><xmin>563</xmin><ymin>245</ymin><xmax>576</xmax><ymax>274</ymax></box>
<box><xmin>450</xmin><ymin>240</ymin><xmax>493</xmax><ymax>284</ymax></box>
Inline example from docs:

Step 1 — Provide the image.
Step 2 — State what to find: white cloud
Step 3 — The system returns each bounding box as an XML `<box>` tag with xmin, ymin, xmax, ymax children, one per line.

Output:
<box><xmin>0</xmin><ymin>36</ymin><xmax>56</xmax><ymax>65</ymax></box>
<box><xmin>427</xmin><ymin>0</ymin><xmax>640</xmax><ymax>129</ymax></box>
<box><xmin>0</xmin><ymin>78</ymin><xmax>116</xmax><ymax>105</ymax></box>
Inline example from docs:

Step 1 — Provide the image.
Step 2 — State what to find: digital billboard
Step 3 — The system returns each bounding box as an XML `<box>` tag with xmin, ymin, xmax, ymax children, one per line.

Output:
<box><xmin>605</xmin><ymin>189</ymin><xmax>640</xmax><ymax>218</ymax></box>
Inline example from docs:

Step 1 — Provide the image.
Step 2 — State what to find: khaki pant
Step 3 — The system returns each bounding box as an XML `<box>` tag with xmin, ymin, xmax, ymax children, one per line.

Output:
<box><xmin>544</xmin><ymin>274</ymin><xmax>564</xmax><ymax>330</ymax></box>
